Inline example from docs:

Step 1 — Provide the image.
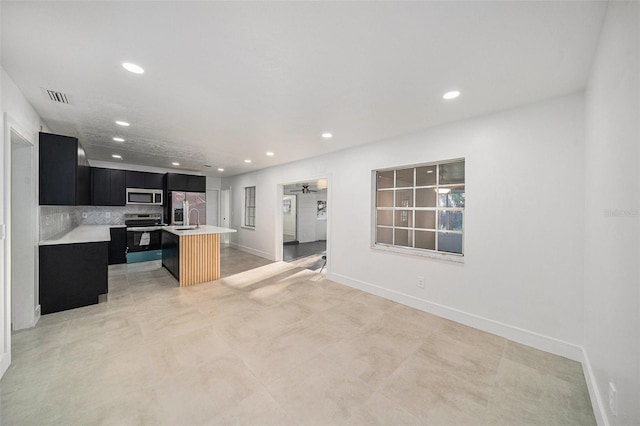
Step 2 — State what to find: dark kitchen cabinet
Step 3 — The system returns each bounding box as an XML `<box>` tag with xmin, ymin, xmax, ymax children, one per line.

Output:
<box><xmin>145</xmin><ymin>172</ymin><xmax>165</xmax><ymax>189</ymax></box>
<box><xmin>187</xmin><ymin>175</ymin><xmax>206</xmax><ymax>192</ymax></box>
<box><xmin>39</xmin><ymin>242</ymin><xmax>108</xmax><ymax>314</ymax></box>
<box><xmin>109</xmin><ymin>227</ymin><xmax>127</xmax><ymax>265</ymax></box>
<box><xmin>167</xmin><ymin>173</ymin><xmax>205</xmax><ymax>192</ymax></box>
<box><xmin>166</xmin><ymin>173</ymin><xmax>187</xmax><ymax>191</ymax></box>
<box><xmin>125</xmin><ymin>171</ymin><xmax>145</xmax><ymax>188</ymax></box>
<box><xmin>126</xmin><ymin>171</ymin><xmax>165</xmax><ymax>190</ymax></box>
<box><xmin>39</xmin><ymin>132</ymin><xmax>91</xmax><ymax>205</ymax></box>
<box><xmin>92</xmin><ymin>168</ymin><xmax>125</xmax><ymax>206</ymax></box>
<box><xmin>162</xmin><ymin>230</ymin><xmax>180</xmax><ymax>280</ymax></box>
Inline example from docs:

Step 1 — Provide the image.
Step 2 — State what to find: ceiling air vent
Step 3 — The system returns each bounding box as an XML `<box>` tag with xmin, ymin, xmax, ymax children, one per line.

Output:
<box><xmin>43</xmin><ymin>89</ymin><xmax>71</xmax><ymax>104</ymax></box>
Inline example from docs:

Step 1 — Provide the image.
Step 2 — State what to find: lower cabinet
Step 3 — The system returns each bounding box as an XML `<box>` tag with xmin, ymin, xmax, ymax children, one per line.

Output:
<box><xmin>109</xmin><ymin>227</ymin><xmax>127</xmax><ymax>265</ymax></box>
<box><xmin>39</xmin><ymin>242</ymin><xmax>108</xmax><ymax>314</ymax></box>
<box><xmin>162</xmin><ymin>230</ymin><xmax>180</xmax><ymax>280</ymax></box>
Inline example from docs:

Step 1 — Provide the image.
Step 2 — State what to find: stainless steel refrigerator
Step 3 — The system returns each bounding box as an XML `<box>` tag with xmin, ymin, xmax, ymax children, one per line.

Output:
<box><xmin>169</xmin><ymin>191</ymin><xmax>206</xmax><ymax>226</ymax></box>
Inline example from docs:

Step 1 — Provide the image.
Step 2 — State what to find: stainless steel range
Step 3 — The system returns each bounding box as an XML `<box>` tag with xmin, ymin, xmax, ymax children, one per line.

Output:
<box><xmin>124</xmin><ymin>213</ymin><xmax>165</xmax><ymax>263</ymax></box>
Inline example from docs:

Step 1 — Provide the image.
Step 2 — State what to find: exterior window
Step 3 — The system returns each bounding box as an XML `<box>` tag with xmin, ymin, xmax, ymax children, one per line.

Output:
<box><xmin>244</xmin><ymin>186</ymin><xmax>256</xmax><ymax>228</ymax></box>
<box><xmin>373</xmin><ymin>159</ymin><xmax>465</xmax><ymax>256</ymax></box>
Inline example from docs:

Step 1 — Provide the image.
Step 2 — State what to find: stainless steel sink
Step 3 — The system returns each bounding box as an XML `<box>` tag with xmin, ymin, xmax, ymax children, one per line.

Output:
<box><xmin>174</xmin><ymin>227</ymin><xmax>197</xmax><ymax>231</ymax></box>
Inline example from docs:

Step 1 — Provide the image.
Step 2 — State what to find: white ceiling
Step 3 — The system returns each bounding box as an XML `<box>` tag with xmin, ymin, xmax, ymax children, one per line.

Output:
<box><xmin>1</xmin><ymin>1</ymin><xmax>607</xmax><ymax>176</ymax></box>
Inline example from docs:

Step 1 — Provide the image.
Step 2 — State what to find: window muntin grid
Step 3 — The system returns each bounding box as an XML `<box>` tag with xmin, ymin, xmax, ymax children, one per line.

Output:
<box><xmin>374</xmin><ymin>160</ymin><xmax>464</xmax><ymax>255</ymax></box>
<box><xmin>244</xmin><ymin>186</ymin><xmax>256</xmax><ymax>228</ymax></box>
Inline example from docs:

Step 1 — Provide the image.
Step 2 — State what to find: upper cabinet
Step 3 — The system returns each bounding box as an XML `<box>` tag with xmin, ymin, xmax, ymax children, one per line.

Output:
<box><xmin>39</xmin><ymin>132</ymin><xmax>91</xmax><ymax>206</ymax></box>
<box><xmin>91</xmin><ymin>168</ymin><xmax>125</xmax><ymax>206</ymax></box>
<box><xmin>167</xmin><ymin>173</ymin><xmax>205</xmax><ymax>192</ymax></box>
<box><xmin>125</xmin><ymin>171</ymin><xmax>164</xmax><ymax>189</ymax></box>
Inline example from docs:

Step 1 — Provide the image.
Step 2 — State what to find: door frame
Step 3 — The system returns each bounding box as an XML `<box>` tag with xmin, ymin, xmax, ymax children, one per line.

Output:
<box><xmin>1</xmin><ymin>113</ymin><xmax>39</xmax><ymax>377</ymax></box>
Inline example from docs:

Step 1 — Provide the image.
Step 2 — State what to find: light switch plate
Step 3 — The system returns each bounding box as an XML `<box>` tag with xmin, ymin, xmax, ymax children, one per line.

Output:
<box><xmin>0</xmin><ymin>223</ymin><xmax>5</xmax><ymax>240</ymax></box>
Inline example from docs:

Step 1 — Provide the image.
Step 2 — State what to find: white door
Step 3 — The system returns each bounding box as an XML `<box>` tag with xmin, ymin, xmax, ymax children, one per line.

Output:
<box><xmin>221</xmin><ymin>189</ymin><xmax>230</xmax><ymax>244</ymax></box>
<box><xmin>206</xmin><ymin>189</ymin><xmax>219</xmax><ymax>226</ymax></box>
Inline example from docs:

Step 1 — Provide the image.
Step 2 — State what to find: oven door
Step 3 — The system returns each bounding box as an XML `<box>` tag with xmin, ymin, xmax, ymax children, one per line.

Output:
<box><xmin>126</xmin><ymin>229</ymin><xmax>161</xmax><ymax>252</ymax></box>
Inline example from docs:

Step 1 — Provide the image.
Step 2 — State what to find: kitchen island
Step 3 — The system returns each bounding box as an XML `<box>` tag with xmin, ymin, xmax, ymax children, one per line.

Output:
<box><xmin>162</xmin><ymin>225</ymin><xmax>237</xmax><ymax>286</ymax></box>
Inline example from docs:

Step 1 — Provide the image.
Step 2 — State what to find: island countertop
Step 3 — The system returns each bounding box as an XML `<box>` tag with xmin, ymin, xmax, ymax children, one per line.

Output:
<box><xmin>162</xmin><ymin>225</ymin><xmax>237</xmax><ymax>237</ymax></box>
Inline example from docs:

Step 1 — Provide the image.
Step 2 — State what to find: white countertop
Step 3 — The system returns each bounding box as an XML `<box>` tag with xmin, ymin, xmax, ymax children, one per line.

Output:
<box><xmin>163</xmin><ymin>225</ymin><xmax>237</xmax><ymax>236</ymax></box>
<box><xmin>39</xmin><ymin>225</ymin><xmax>114</xmax><ymax>246</ymax></box>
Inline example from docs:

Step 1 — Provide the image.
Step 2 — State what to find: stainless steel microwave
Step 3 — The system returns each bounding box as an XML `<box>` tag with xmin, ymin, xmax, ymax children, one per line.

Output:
<box><xmin>126</xmin><ymin>188</ymin><xmax>163</xmax><ymax>205</ymax></box>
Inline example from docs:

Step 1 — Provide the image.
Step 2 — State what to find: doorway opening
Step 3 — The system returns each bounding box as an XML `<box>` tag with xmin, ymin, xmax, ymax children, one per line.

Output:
<box><xmin>281</xmin><ymin>180</ymin><xmax>328</xmax><ymax>271</ymax></box>
<box><xmin>10</xmin><ymin>129</ymin><xmax>38</xmax><ymax>330</ymax></box>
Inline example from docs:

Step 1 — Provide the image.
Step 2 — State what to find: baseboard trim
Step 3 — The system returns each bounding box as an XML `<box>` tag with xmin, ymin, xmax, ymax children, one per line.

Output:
<box><xmin>582</xmin><ymin>349</ymin><xmax>609</xmax><ymax>426</ymax></box>
<box><xmin>326</xmin><ymin>271</ymin><xmax>583</xmax><ymax>362</ymax></box>
<box><xmin>229</xmin><ymin>243</ymin><xmax>275</xmax><ymax>261</ymax></box>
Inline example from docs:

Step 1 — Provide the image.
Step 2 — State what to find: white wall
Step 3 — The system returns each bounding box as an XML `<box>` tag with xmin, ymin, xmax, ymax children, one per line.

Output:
<box><xmin>1</xmin><ymin>66</ymin><xmax>48</xmax><ymax>377</ymax></box>
<box><xmin>224</xmin><ymin>93</ymin><xmax>586</xmax><ymax>357</ymax></box>
<box><xmin>296</xmin><ymin>193</ymin><xmax>320</xmax><ymax>243</ymax></box>
<box><xmin>583</xmin><ymin>2</ymin><xmax>640</xmax><ymax>425</ymax></box>
<box><xmin>316</xmin><ymin>193</ymin><xmax>327</xmax><ymax>241</ymax></box>
<box><xmin>0</xmin><ymin>46</ymin><xmax>8</xmax><ymax>379</ymax></box>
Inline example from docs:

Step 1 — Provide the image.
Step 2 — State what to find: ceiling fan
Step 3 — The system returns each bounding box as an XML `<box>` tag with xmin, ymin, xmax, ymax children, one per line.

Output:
<box><xmin>290</xmin><ymin>184</ymin><xmax>317</xmax><ymax>194</ymax></box>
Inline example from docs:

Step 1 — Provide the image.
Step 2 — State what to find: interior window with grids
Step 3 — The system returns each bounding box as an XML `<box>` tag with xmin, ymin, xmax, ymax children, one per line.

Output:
<box><xmin>374</xmin><ymin>159</ymin><xmax>465</xmax><ymax>256</ymax></box>
<box><xmin>244</xmin><ymin>186</ymin><xmax>256</xmax><ymax>228</ymax></box>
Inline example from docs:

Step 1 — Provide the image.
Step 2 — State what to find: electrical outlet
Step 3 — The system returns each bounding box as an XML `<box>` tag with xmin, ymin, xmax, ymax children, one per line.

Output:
<box><xmin>609</xmin><ymin>382</ymin><xmax>617</xmax><ymax>416</ymax></box>
<box><xmin>417</xmin><ymin>276</ymin><xmax>425</xmax><ymax>288</ymax></box>
<box><xmin>105</xmin><ymin>212</ymin><xmax>110</xmax><ymax>218</ymax></box>
<box><xmin>82</xmin><ymin>212</ymin><xmax>87</xmax><ymax>218</ymax></box>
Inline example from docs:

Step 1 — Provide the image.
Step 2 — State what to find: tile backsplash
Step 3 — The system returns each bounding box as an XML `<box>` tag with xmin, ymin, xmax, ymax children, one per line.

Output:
<box><xmin>40</xmin><ymin>205</ymin><xmax>164</xmax><ymax>240</ymax></box>
<box><xmin>76</xmin><ymin>205</ymin><xmax>164</xmax><ymax>226</ymax></box>
<box><xmin>40</xmin><ymin>206</ymin><xmax>78</xmax><ymax>240</ymax></box>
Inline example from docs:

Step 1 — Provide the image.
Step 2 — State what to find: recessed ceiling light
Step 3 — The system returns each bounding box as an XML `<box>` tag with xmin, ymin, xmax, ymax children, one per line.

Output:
<box><xmin>244</xmin><ymin>159</ymin><xmax>252</xmax><ymax>163</ymax></box>
<box><xmin>115</xmin><ymin>120</ymin><xmax>130</xmax><ymax>126</ymax></box>
<box><xmin>112</xmin><ymin>154</ymin><xmax>122</xmax><ymax>159</ymax></box>
<box><xmin>443</xmin><ymin>90</ymin><xmax>460</xmax><ymax>100</ymax></box>
<box><xmin>122</xmin><ymin>62</ymin><xmax>144</xmax><ymax>74</ymax></box>
<box><xmin>113</xmin><ymin>137</ymin><xmax>125</xmax><ymax>142</ymax></box>
<box><xmin>266</xmin><ymin>152</ymin><xmax>274</xmax><ymax>156</ymax></box>
<box><xmin>172</xmin><ymin>162</ymin><xmax>180</xmax><ymax>166</ymax></box>
<box><xmin>322</xmin><ymin>132</ymin><xmax>333</xmax><ymax>139</ymax></box>
<box><xmin>218</xmin><ymin>168</ymin><xmax>224</xmax><ymax>172</ymax></box>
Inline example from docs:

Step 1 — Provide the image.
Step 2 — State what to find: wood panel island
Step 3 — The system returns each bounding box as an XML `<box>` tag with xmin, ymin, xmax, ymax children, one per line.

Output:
<box><xmin>162</xmin><ymin>225</ymin><xmax>237</xmax><ymax>286</ymax></box>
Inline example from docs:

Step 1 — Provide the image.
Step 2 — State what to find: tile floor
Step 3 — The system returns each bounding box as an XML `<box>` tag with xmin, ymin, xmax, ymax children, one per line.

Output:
<box><xmin>1</xmin><ymin>247</ymin><xmax>595</xmax><ymax>425</ymax></box>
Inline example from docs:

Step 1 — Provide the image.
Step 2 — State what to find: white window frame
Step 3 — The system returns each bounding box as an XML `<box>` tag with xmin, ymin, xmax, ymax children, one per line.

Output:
<box><xmin>371</xmin><ymin>158</ymin><xmax>465</xmax><ymax>262</ymax></box>
<box><xmin>244</xmin><ymin>186</ymin><xmax>256</xmax><ymax>228</ymax></box>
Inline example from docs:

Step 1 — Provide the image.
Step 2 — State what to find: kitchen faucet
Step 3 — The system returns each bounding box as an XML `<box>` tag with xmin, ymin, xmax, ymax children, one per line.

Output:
<box><xmin>189</xmin><ymin>208</ymin><xmax>200</xmax><ymax>228</ymax></box>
